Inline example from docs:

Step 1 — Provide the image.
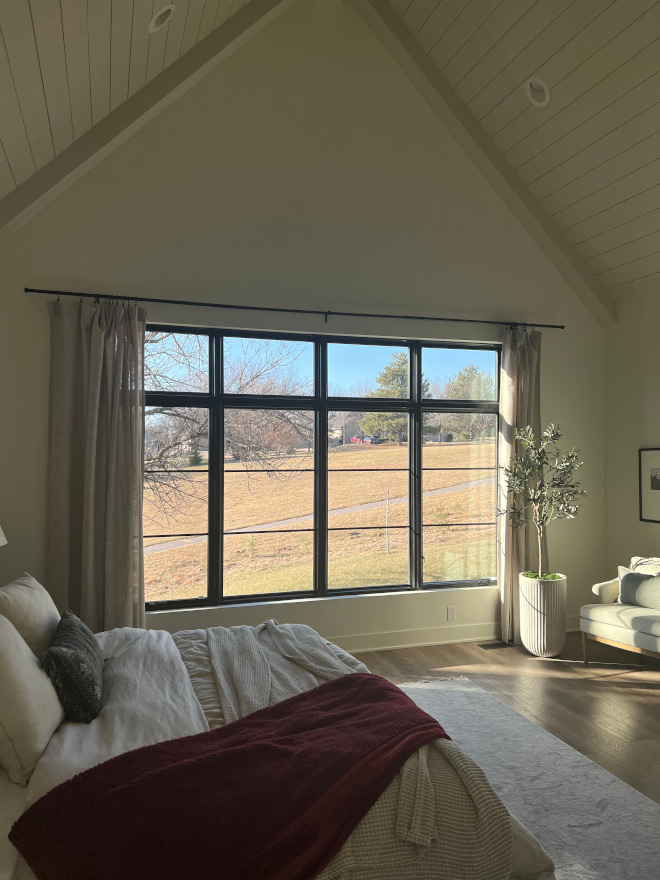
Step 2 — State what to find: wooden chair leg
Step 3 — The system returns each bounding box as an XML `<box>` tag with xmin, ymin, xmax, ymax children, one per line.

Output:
<box><xmin>582</xmin><ymin>631</ymin><xmax>589</xmax><ymax>666</ymax></box>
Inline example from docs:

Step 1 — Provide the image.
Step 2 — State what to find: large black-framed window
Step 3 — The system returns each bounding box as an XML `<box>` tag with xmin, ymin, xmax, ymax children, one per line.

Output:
<box><xmin>144</xmin><ymin>327</ymin><xmax>500</xmax><ymax>609</ymax></box>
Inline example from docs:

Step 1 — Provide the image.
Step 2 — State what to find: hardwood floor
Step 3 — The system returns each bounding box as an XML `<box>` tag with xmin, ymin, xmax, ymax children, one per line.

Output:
<box><xmin>355</xmin><ymin>632</ymin><xmax>660</xmax><ymax>804</ymax></box>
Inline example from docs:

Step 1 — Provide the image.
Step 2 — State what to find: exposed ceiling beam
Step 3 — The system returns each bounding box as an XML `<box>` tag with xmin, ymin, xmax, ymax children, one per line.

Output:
<box><xmin>349</xmin><ymin>0</ymin><xmax>618</xmax><ymax>329</ymax></box>
<box><xmin>0</xmin><ymin>0</ymin><xmax>296</xmax><ymax>244</ymax></box>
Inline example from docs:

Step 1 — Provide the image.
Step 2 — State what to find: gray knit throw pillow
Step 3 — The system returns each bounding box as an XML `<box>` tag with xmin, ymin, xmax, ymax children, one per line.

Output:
<box><xmin>41</xmin><ymin>612</ymin><xmax>103</xmax><ymax>723</ymax></box>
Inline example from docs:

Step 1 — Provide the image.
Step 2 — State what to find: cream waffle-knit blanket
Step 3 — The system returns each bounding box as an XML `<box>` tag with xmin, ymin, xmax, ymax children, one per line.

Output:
<box><xmin>175</xmin><ymin>621</ymin><xmax>513</xmax><ymax>880</ymax></box>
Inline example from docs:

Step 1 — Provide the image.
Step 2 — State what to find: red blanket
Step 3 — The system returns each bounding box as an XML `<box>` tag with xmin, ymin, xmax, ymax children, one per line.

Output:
<box><xmin>11</xmin><ymin>673</ymin><xmax>449</xmax><ymax>880</ymax></box>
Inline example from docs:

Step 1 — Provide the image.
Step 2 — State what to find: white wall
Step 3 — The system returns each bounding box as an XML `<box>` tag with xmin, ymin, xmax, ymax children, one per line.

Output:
<box><xmin>604</xmin><ymin>291</ymin><xmax>660</xmax><ymax>572</ymax></box>
<box><xmin>0</xmin><ymin>0</ymin><xmax>605</xmax><ymax>650</ymax></box>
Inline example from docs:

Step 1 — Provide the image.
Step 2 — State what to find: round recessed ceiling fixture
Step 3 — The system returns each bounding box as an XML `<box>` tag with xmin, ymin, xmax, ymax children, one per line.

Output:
<box><xmin>149</xmin><ymin>4</ymin><xmax>175</xmax><ymax>33</ymax></box>
<box><xmin>525</xmin><ymin>77</ymin><xmax>550</xmax><ymax>107</ymax></box>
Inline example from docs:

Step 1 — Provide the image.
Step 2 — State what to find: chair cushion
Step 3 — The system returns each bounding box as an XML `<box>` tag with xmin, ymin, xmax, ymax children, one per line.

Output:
<box><xmin>580</xmin><ymin>602</ymin><xmax>660</xmax><ymax>637</ymax></box>
<box><xmin>619</xmin><ymin>572</ymin><xmax>660</xmax><ymax>611</ymax></box>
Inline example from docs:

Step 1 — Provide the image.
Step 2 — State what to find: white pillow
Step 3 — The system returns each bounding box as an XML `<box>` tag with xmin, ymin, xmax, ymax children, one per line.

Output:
<box><xmin>0</xmin><ymin>615</ymin><xmax>65</xmax><ymax>785</ymax></box>
<box><xmin>0</xmin><ymin>573</ymin><xmax>60</xmax><ymax>658</ymax></box>
<box><xmin>630</xmin><ymin>556</ymin><xmax>660</xmax><ymax>576</ymax></box>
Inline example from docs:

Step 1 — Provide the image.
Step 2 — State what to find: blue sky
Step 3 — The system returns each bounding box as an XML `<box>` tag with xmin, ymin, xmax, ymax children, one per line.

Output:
<box><xmin>327</xmin><ymin>343</ymin><xmax>496</xmax><ymax>394</ymax></box>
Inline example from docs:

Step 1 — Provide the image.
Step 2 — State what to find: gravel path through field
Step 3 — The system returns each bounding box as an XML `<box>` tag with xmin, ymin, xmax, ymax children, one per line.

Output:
<box><xmin>144</xmin><ymin>475</ymin><xmax>495</xmax><ymax>554</ymax></box>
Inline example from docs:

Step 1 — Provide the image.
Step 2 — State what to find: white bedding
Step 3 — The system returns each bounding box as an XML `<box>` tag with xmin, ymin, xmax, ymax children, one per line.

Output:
<box><xmin>2</xmin><ymin>624</ymin><xmax>555</xmax><ymax>880</ymax></box>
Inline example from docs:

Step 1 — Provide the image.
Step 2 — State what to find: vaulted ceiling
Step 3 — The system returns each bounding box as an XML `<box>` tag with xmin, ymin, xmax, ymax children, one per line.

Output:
<box><xmin>0</xmin><ymin>0</ymin><xmax>658</xmax><ymax>325</ymax></box>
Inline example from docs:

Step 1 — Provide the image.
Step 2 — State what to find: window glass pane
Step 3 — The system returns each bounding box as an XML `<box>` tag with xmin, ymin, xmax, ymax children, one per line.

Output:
<box><xmin>144</xmin><ymin>331</ymin><xmax>209</xmax><ymax>393</ymax></box>
<box><xmin>328</xmin><ymin>344</ymin><xmax>409</xmax><ymax>398</ymax></box>
<box><xmin>145</xmin><ymin>538</ymin><xmax>208</xmax><ymax>603</ymax></box>
<box><xmin>328</xmin><ymin>528</ymin><xmax>409</xmax><ymax>589</ymax></box>
<box><xmin>145</xmin><ymin>407</ymin><xmax>209</xmax><ymax>471</ymax></box>
<box><xmin>223</xmin><ymin>337</ymin><xmax>313</xmax><ymax>395</ymax></box>
<box><xmin>328</xmin><ymin>471</ymin><xmax>408</xmax><ymax>529</ymax></box>
<box><xmin>225</xmin><ymin>409</ymin><xmax>313</xmax><ymax>468</ymax></box>
<box><xmin>422</xmin><ymin>348</ymin><xmax>497</xmax><ymax>400</ymax></box>
<box><xmin>422</xmin><ymin>472</ymin><xmax>496</xmax><ymax>524</ymax></box>
<box><xmin>328</xmin><ymin>412</ymin><xmax>409</xmax><ymax>468</ymax></box>
<box><xmin>144</xmin><ymin>473</ymin><xmax>208</xmax><ymax>536</ymax></box>
<box><xmin>224</xmin><ymin>472</ymin><xmax>313</xmax><ymax>533</ymax></box>
<box><xmin>422</xmin><ymin>412</ymin><xmax>496</xmax><ymax>462</ymax></box>
<box><xmin>423</xmin><ymin>525</ymin><xmax>495</xmax><ymax>583</ymax></box>
<box><xmin>223</xmin><ymin>532</ymin><xmax>313</xmax><ymax>596</ymax></box>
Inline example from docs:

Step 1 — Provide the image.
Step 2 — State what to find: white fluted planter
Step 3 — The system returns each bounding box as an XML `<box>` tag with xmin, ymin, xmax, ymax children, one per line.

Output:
<box><xmin>519</xmin><ymin>573</ymin><xmax>567</xmax><ymax>658</ymax></box>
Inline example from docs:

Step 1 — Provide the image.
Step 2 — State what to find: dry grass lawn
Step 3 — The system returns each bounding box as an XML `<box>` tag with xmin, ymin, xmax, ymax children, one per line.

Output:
<box><xmin>144</xmin><ymin>441</ymin><xmax>496</xmax><ymax>601</ymax></box>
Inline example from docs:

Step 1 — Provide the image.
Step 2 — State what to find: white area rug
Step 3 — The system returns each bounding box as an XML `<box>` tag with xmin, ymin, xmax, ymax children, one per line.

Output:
<box><xmin>401</xmin><ymin>679</ymin><xmax>660</xmax><ymax>880</ymax></box>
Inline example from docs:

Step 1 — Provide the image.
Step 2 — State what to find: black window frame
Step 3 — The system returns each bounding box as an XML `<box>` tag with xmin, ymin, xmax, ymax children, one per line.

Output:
<box><xmin>144</xmin><ymin>326</ymin><xmax>500</xmax><ymax>610</ymax></box>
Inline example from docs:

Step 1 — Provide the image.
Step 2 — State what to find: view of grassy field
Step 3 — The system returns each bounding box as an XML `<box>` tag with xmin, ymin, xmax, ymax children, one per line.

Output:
<box><xmin>143</xmin><ymin>440</ymin><xmax>496</xmax><ymax>601</ymax></box>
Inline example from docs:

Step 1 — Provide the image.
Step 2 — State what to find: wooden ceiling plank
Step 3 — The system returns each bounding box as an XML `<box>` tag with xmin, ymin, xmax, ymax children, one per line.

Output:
<box><xmin>402</xmin><ymin>0</ymin><xmax>444</xmax><ymax>38</ymax></box>
<box><xmin>494</xmin><ymin>11</ymin><xmax>660</xmax><ymax>156</ymax></box>
<box><xmin>551</xmin><ymin>158</ymin><xmax>660</xmax><ymax>230</ymax></box>
<box><xmin>111</xmin><ymin>0</ymin><xmax>134</xmax><ymax>111</ymax></box>
<box><xmin>88</xmin><ymin>0</ymin><xmax>112</xmax><ymax>125</ymax></box>
<box><xmin>602</xmin><ymin>271</ymin><xmax>660</xmax><ymax>297</ymax></box>
<box><xmin>389</xmin><ymin>0</ymin><xmax>415</xmax><ymax>18</ymax></box>
<box><xmin>575</xmin><ymin>208</ymin><xmax>660</xmax><ymax>259</ymax></box>
<box><xmin>0</xmin><ymin>31</ymin><xmax>37</xmax><ymax>184</ymax></box>
<box><xmin>412</xmin><ymin>0</ymin><xmax>465</xmax><ymax>53</ymax></box>
<box><xmin>215</xmin><ymin>0</ymin><xmax>236</xmax><ymax>29</ymax></box>
<box><xmin>180</xmin><ymin>0</ymin><xmax>206</xmax><ymax>54</ymax></box>
<box><xmin>587</xmin><ymin>228</ymin><xmax>660</xmax><ymax>274</ymax></box>
<box><xmin>540</xmin><ymin>131</ymin><xmax>660</xmax><ymax>215</ymax></box>
<box><xmin>0</xmin><ymin>145</ymin><xmax>16</xmax><ymax>200</ymax></box>
<box><xmin>440</xmin><ymin>0</ymin><xmax>536</xmax><ymax>88</ymax></box>
<box><xmin>128</xmin><ymin>0</ymin><xmax>154</xmax><ymax>98</ymax></box>
<box><xmin>163</xmin><ymin>0</ymin><xmax>191</xmax><ymax>69</ymax></box>
<box><xmin>455</xmin><ymin>0</ymin><xmax>572</xmax><ymax>104</ymax></box>
<box><xmin>29</xmin><ymin>0</ymin><xmax>73</xmax><ymax>155</ymax></box>
<box><xmin>562</xmin><ymin>185</ymin><xmax>660</xmax><ymax>245</ymax></box>
<box><xmin>198</xmin><ymin>0</ymin><xmax>222</xmax><ymax>40</ymax></box>
<box><xmin>422</xmin><ymin>0</ymin><xmax>500</xmax><ymax>62</ymax></box>
<box><xmin>61</xmin><ymin>0</ymin><xmax>92</xmax><ymax>139</ymax></box>
<box><xmin>481</xmin><ymin>0</ymin><xmax>654</xmax><ymax>137</ymax></box>
<box><xmin>504</xmin><ymin>42</ymin><xmax>660</xmax><ymax>170</ymax></box>
<box><xmin>146</xmin><ymin>17</ymin><xmax>170</xmax><ymax>83</ymax></box>
<box><xmin>0</xmin><ymin>2</ymin><xmax>54</xmax><ymax>169</ymax></box>
<box><xmin>516</xmin><ymin>73</ymin><xmax>660</xmax><ymax>182</ymax></box>
<box><xmin>529</xmin><ymin>102</ymin><xmax>660</xmax><ymax>200</ymax></box>
<box><xmin>349</xmin><ymin>0</ymin><xmax>617</xmax><ymax>327</ymax></box>
<box><xmin>598</xmin><ymin>249</ymin><xmax>660</xmax><ymax>288</ymax></box>
<box><xmin>0</xmin><ymin>0</ymin><xmax>296</xmax><ymax>242</ymax></box>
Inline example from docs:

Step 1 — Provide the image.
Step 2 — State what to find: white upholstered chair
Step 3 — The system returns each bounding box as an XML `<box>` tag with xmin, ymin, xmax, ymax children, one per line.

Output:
<box><xmin>580</xmin><ymin>557</ymin><xmax>660</xmax><ymax>664</ymax></box>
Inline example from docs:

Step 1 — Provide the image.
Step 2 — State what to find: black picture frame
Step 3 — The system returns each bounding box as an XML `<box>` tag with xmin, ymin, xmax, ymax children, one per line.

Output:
<box><xmin>639</xmin><ymin>448</ymin><xmax>660</xmax><ymax>523</ymax></box>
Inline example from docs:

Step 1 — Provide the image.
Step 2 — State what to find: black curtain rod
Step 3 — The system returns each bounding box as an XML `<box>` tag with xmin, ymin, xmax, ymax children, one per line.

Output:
<box><xmin>24</xmin><ymin>287</ymin><xmax>565</xmax><ymax>330</ymax></box>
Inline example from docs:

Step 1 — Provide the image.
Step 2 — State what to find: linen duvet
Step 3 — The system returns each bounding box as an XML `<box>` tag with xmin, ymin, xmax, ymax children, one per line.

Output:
<box><xmin>2</xmin><ymin>622</ymin><xmax>555</xmax><ymax>880</ymax></box>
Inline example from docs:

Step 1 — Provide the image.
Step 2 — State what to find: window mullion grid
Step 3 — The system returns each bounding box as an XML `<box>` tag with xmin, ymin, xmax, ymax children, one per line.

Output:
<box><xmin>315</xmin><ymin>341</ymin><xmax>328</xmax><ymax>597</ymax></box>
<box><xmin>410</xmin><ymin>343</ymin><xmax>422</xmax><ymax>590</ymax></box>
<box><xmin>209</xmin><ymin>331</ymin><xmax>223</xmax><ymax>605</ymax></box>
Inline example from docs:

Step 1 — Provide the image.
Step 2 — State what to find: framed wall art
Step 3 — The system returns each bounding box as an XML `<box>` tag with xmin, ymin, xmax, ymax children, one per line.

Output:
<box><xmin>639</xmin><ymin>448</ymin><xmax>660</xmax><ymax>523</ymax></box>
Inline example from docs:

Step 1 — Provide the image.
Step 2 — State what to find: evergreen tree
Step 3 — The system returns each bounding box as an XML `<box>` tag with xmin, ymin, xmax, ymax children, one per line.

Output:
<box><xmin>359</xmin><ymin>353</ymin><xmax>429</xmax><ymax>444</ymax></box>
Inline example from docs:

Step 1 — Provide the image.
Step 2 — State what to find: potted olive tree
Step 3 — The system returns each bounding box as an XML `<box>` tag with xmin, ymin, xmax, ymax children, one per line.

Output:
<box><xmin>502</xmin><ymin>424</ymin><xmax>586</xmax><ymax>657</ymax></box>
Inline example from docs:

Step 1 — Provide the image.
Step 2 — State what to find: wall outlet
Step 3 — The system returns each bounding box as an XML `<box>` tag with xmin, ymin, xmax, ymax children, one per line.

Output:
<box><xmin>447</xmin><ymin>606</ymin><xmax>456</xmax><ymax>622</ymax></box>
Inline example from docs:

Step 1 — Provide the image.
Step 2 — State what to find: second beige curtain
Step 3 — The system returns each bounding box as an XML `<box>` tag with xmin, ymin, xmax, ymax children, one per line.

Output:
<box><xmin>46</xmin><ymin>299</ymin><xmax>146</xmax><ymax>632</ymax></box>
<box><xmin>497</xmin><ymin>327</ymin><xmax>543</xmax><ymax>645</ymax></box>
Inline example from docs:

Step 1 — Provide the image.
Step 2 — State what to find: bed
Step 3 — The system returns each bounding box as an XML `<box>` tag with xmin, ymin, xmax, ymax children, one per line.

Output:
<box><xmin>1</xmin><ymin>620</ymin><xmax>556</xmax><ymax>880</ymax></box>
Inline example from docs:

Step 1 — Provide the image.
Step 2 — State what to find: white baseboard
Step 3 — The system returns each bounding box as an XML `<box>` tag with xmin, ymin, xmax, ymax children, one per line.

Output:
<box><xmin>334</xmin><ymin>622</ymin><xmax>498</xmax><ymax>655</ymax></box>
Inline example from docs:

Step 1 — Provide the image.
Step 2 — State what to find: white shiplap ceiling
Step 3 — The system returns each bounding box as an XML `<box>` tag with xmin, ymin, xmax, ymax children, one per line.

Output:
<box><xmin>0</xmin><ymin>0</ymin><xmax>657</xmax><ymax>319</ymax></box>
<box><xmin>387</xmin><ymin>0</ymin><xmax>660</xmax><ymax>301</ymax></box>
<box><xmin>0</xmin><ymin>1</ymin><xmax>254</xmax><ymax>197</ymax></box>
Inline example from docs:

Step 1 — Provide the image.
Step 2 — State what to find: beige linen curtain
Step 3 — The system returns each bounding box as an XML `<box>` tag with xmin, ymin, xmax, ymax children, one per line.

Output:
<box><xmin>497</xmin><ymin>327</ymin><xmax>543</xmax><ymax>645</ymax></box>
<box><xmin>46</xmin><ymin>299</ymin><xmax>146</xmax><ymax>631</ymax></box>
